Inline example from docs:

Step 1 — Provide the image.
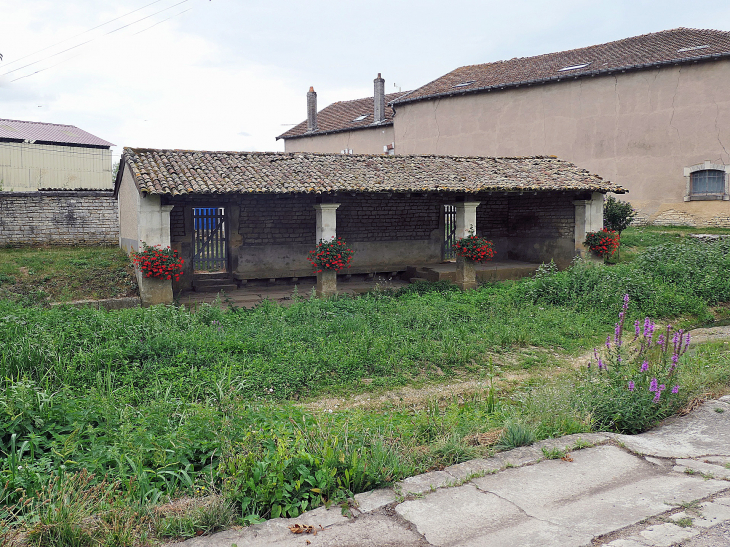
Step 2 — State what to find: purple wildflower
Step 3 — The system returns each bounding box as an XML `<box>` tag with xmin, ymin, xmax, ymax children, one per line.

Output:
<box><xmin>634</xmin><ymin>320</ymin><xmax>641</xmax><ymax>340</ymax></box>
<box><xmin>615</xmin><ymin>322</ymin><xmax>622</xmax><ymax>347</ymax></box>
<box><xmin>641</xmin><ymin>361</ymin><xmax>649</xmax><ymax>372</ymax></box>
<box><xmin>659</xmin><ymin>384</ymin><xmax>666</xmax><ymax>392</ymax></box>
<box><xmin>653</xmin><ymin>391</ymin><xmax>661</xmax><ymax>403</ymax></box>
<box><xmin>672</xmin><ymin>385</ymin><xmax>679</xmax><ymax>394</ymax></box>
<box><xmin>597</xmin><ymin>358</ymin><xmax>605</xmax><ymax>371</ymax></box>
<box><xmin>628</xmin><ymin>381</ymin><xmax>635</xmax><ymax>392</ymax></box>
<box><xmin>606</xmin><ymin>335</ymin><xmax>611</xmax><ymax>350</ymax></box>
<box><xmin>623</xmin><ymin>293</ymin><xmax>630</xmax><ymax>309</ymax></box>
<box><xmin>649</xmin><ymin>378</ymin><xmax>658</xmax><ymax>392</ymax></box>
<box><xmin>683</xmin><ymin>332</ymin><xmax>691</xmax><ymax>354</ymax></box>
<box><xmin>656</xmin><ymin>334</ymin><xmax>665</xmax><ymax>349</ymax></box>
<box><xmin>669</xmin><ymin>353</ymin><xmax>679</xmax><ymax>373</ymax></box>
<box><xmin>643</xmin><ymin>317</ymin><xmax>651</xmax><ymax>336</ymax></box>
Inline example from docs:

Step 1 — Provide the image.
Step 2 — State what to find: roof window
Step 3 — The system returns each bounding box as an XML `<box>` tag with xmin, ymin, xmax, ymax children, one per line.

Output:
<box><xmin>558</xmin><ymin>62</ymin><xmax>591</xmax><ymax>72</ymax></box>
<box><xmin>352</xmin><ymin>114</ymin><xmax>369</xmax><ymax>122</ymax></box>
<box><xmin>452</xmin><ymin>80</ymin><xmax>476</xmax><ymax>88</ymax></box>
<box><xmin>677</xmin><ymin>44</ymin><xmax>710</xmax><ymax>53</ymax></box>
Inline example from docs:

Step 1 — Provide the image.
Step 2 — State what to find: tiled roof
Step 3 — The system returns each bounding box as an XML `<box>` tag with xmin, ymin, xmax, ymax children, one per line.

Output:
<box><xmin>393</xmin><ymin>28</ymin><xmax>730</xmax><ymax>105</ymax></box>
<box><xmin>277</xmin><ymin>91</ymin><xmax>411</xmax><ymax>140</ymax></box>
<box><xmin>0</xmin><ymin>118</ymin><xmax>114</xmax><ymax>147</ymax></box>
<box><xmin>119</xmin><ymin>147</ymin><xmax>625</xmax><ymax>196</ymax></box>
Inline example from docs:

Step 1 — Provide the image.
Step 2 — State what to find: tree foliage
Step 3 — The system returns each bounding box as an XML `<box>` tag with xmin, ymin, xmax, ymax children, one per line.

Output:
<box><xmin>604</xmin><ymin>195</ymin><xmax>637</xmax><ymax>234</ymax></box>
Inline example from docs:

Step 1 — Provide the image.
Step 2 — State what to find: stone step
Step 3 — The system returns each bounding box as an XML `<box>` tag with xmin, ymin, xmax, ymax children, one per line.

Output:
<box><xmin>193</xmin><ymin>278</ymin><xmax>236</xmax><ymax>288</ymax></box>
<box><xmin>193</xmin><ymin>272</ymin><xmax>231</xmax><ymax>280</ymax></box>
<box><xmin>193</xmin><ymin>283</ymin><xmax>239</xmax><ymax>293</ymax></box>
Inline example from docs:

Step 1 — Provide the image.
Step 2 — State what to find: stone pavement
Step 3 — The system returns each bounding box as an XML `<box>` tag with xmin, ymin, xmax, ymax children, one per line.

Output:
<box><xmin>171</xmin><ymin>396</ymin><xmax>730</xmax><ymax>547</ymax></box>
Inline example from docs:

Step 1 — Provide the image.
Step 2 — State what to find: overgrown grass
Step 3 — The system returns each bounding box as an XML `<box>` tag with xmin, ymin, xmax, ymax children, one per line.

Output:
<box><xmin>1</xmin><ymin>233</ymin><xmax>730</xmax><ymax>545</ymax></box>
<box><xmin>0</xmin><ymin>245</ymin><xmax>137</xmax><ymax>304</ymax></box>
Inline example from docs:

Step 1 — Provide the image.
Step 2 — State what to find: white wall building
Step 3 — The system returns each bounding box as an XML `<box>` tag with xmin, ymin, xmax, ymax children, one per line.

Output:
<box><xmin>0</xmin><ymin>118</ymin><xmax>114</xmax><ymax>191</ymax></box>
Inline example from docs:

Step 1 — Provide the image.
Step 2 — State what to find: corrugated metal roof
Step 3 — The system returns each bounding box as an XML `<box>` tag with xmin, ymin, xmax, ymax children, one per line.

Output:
<box><xmin>119</xmin><ymin>147</ymin><xmax>626</xmax><ymax>196</ymax></box>
<box><xmin>0</xmin><ymin>118</ymin><xmax>114</xmax><ymax>147</ymax></box>
<box><xmin>393</xmin><ymin>28</ymin><xmax>730</xmax><ymax>105</ymax></box>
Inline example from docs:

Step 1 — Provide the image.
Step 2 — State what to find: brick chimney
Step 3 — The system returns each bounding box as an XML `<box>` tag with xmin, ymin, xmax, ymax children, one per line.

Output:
<box><xmin>307</xmin><ymin>86</ymin><xmax>317</xmax><ymax>132</ymax></box>
<box><xmin>374</xmin><ymin>73</ymin><xmax>385</xmax><ymax>124</ymax></box>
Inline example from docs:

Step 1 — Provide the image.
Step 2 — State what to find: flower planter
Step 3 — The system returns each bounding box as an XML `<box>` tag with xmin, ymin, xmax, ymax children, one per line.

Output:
<box><xmin>456</xmin><ymin>256</ymin><xmax>478</xmax><ymax>291</ymax></box>
<box><xmin>135</xmin><ymin>267</ymin><xmax>173</xmax><ymax>307</ymax></box>
<box><xmin>316</xmin><ymin>269</ymin><xmax>337</xmax><ymax>298</ymax></box>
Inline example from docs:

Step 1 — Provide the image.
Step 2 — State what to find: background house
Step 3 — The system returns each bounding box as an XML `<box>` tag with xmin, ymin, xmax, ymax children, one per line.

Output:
<box><xmin>282</xmin><ymin>28</ymin><xmax>730</xmax><ymax>227</ymax></box>
<box><xmin>114</xmin><ymin>147</ymin><xmax>624</xmax><ymax>290</ymax></box>
<box><xmin>0</xmin><ymin>118</ymin><xmax>114</xmax><ymax>191</ymax></box>
<box><xmin>278</xmin><ymin>75</ymin><xmax>410</xmax><ymax>155</ymax></box>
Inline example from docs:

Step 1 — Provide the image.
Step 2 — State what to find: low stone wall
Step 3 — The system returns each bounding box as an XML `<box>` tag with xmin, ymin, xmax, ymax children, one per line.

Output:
<box><xmin>0</xmin><ymin>191</ymin><xmax>119</xmax><ymax>246</ymax></box>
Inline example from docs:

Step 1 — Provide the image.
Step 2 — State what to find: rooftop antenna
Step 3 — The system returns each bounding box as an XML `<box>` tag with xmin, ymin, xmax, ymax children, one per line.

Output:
<box><xmin>393</xmin><ymin>82</ymin><xmax>401</xmax><ymax>92</ymax></box>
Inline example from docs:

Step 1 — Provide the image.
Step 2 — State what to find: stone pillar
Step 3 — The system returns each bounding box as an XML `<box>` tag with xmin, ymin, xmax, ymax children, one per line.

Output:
<box><xmin>455</xmin><ymin>201</ymin><xmax>480</xmax><ymax>290</ymax></box>
<box><xmin>138</xmin><ymin>193</ymin><xmax>173</xmax><ymax>248</ymax></box>
<box><xmin>314</xmin><ymin>203</ymin><xmax>340</xmax><ymax>242</ymax></box>
<box><xmin>314</xmin><ymin>203</ymin><xmax>340</xmax><ymax>297</ymax></box>
<box><xmin>574</xmin><ymin>192</ymin><xmax>604</xmax><ymax>261</ymax></box>
<box><xmin>454</xmin><ymin>201</ymin><xmax>480</xmax><ymax>239</ymax></box>
<box><xmin>136</xmin><ymin>194</ymin><xmax>174</xmax><ymax>305</ymax></box>
<box><xmin>456</xmin><ymin>256</ymin><xmax>477</xmax><ymax>290</ymax></box>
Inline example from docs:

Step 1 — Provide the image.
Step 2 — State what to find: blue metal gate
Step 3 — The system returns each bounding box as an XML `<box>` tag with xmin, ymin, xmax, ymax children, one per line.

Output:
<box><xmin>193</xmin><ymin>207</ymin><xmax>227</xmax><ymax>271</ymax></box>
<box><xmin>443</xmin><ymin>204</ymin><xmax>456</xmax><ymax>260</ymax></box>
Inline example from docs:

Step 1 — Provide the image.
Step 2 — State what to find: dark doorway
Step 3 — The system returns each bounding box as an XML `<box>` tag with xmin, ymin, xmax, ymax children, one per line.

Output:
<box><xmin>193</xmin><ymin>207</ymin><xmax>227</xmax><ymax>272</ymax></box>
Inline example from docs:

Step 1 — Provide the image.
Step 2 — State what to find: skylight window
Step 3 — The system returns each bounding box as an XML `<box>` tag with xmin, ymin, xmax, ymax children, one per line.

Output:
<box><xmin>352</xmin><ymin>114</ymin><xmax>369</xmax><ymax>122</ymax></box>
<box><xmin>677</xmin><ymin>44</ymin><xmax>710</xmax><ymax>53</ymax></box>
<box><xmin>558</xmin><ymin>62</ymin><xmax>591</xmax><ymax>72</ymax></box>
<box><xmin>452</xmin><ymin>80</ymin><xmax>476</xmax><ymax>88</ymax></box>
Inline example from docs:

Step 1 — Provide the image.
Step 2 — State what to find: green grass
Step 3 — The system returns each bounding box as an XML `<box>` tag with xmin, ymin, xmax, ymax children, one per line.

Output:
<box><xmin>0</xmin><ymin>246</ymin><xmax>137</xmax><ymax>304</ymax></box>
<box><xmin>1</xmin><ymin>232</ymin><xmax>730</xmax><ymax>545</ymax></box>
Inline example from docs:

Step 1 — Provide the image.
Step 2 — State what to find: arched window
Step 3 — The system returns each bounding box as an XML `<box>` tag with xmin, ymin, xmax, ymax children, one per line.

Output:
<box><xmin>684</xmin><ymin>162</ymin><xmax>729</xmax><ymax>201</ymax></box>
<box><xmin>690</xmin><ymin>170</ymin><xmax>725</xmax><ymax>196</ymax></box>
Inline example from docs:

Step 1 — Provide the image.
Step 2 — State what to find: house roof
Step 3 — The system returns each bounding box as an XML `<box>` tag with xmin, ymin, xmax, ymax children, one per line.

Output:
<box><xmin>0</xmin><ymin>118</ymin><xmax>114</xmax><ymax>148</ymax></box>
<box><xmin>117</xmin><ymin>147</ymin><xmax>625</xmax><ymax>197</ymax></box>
<box><xmin>392</xmin><ymin>28</ymin><xmax>730</xmax><ymax>106</ymax></box>
<box><xmin>277</xmin><ymin>90</ymin><xmax>412</xmax><ymax>140</ymax></box>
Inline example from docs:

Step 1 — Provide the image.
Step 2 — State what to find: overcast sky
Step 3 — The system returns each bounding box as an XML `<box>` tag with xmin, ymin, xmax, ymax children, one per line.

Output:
<box><xmin>2</xmin><ymin>0</ymin><xmax>730</xmax><ymax>164</ymax></box>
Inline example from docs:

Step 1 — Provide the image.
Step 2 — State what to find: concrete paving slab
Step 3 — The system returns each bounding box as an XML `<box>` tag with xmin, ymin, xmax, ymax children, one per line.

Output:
<box><xmin>452</xmin><ymin>519</ymin><xmax>592</xmax><ymax>547</ymax></box>
<box><xmin>443</xmin><ymin>457</ymin><xmax>500</xmax><ymax>481</ymax></box>
<box><xmin>638</xmin><ymin>522</ymin><xmax>699</xmax><ymax>546</ymax></box>
<box><xmin>353</xmin><ymin>488</ymin><xmax>397</xmax><ymax>513</ymax></box>
<box><xmin>395</xmin><ymin>483</ymin><xmax>592</xmax><ymax>547</ymax></box>
<box><xmin>674</xmin><ymin>459</ymin><xmax>730</xmax><ymax>480</ymax></box>
<box><xmin>472</xmin><ymin>445</ymin><xmax>729</xmax><ymax>538</ymax></box>
<box><xmin>398</xmin><ymin>470</ymin><xmax>454</xmax><ymax>495</ymax></box>
<box><xmin>605</xmin><ymin>540</ymin><xmax>649</xmax><ymax>547</ymax></box>
<box><xmin>677</xmin><ymin>521</ymin><xmax>730</xmax><ymax>546</ymax></box>
<box><xmin>613</xmin><ymin>400</ymin><xmax>730</xmax><ymax>459</ymax></box>
<box><xmin>716</xmin><ymin>495</ymin><xmax>730</xmax><ymax>507</ymax></box>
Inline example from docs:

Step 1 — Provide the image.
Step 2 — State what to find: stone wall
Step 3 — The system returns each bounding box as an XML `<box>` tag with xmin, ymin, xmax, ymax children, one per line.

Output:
<box><xmin>238</xmin><ymin>194</ymin><xmax>316</xmax><ymax>244</ymax></box>
<box><xmin>0</xmin><ymin>191</ymin><xmax>119</xmax><ymax>245</ymax></box>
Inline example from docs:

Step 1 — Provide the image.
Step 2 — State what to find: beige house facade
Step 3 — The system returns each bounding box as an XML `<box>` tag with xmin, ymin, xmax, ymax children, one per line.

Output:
<box><xmin>0</xmin><ymin>119</ymin><xmax>114</xmax><ymax>191</ymax></box>
<box><xmin>281</xmin><ymin>29</ymin><xmax>730</xmax><ymax>227</ymax></box>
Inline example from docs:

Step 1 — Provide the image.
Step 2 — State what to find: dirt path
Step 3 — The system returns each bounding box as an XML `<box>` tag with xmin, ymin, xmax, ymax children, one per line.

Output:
<box><xmin>300</xmin><ymin>325</ymin><xmax>730</xmax><ymax>414</ymax></box>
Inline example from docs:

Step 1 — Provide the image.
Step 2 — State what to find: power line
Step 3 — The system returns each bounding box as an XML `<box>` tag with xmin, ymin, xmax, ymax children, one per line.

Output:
<box><xmin>1</xmin><ymin>0</ymin><xmax>191</xmax><ymax>78</ymax></box>
<box><xmin>132</xmin><ymin>8</ymin><xmax>192</xmax><ymax>35</ymax></box>
<box><xmin>1</xmin><ymin>0</ymin><xmax>167</xmax><ymax>69</ymax></box>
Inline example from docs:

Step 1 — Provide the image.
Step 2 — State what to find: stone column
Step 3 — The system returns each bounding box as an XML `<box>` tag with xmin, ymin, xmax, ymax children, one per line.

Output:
<box><xmin>454</xmin><ymin>201</ymin><xmax>480</xmax><ymax>239</ymax></box>
<box><xmin>455</xmin><ymin>201</ymin><xmax>480</xmax><ymax>290</ymax></box>
<box><xmin>313</xmin><ymin>203</ymin><xmax>340</xmax><ymax>297</ymax></box>
<box><xmin>136</xmin><ymin>195</ymin><xmax>174</xmax><ymax>305</ymax></box>
<box><xmin>574</xmin><ymin>192</ymin><xmax>604</xmax><ymax>261</ymax></box>
<box><xmin>314</xmin><ymin>203</ymin><xmax>340</xmax><ymax>242</ymax></box>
